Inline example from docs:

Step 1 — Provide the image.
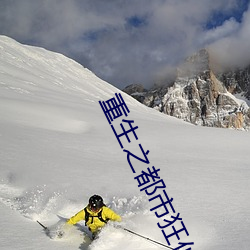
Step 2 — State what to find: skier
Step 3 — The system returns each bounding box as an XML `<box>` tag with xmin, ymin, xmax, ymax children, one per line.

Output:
<box><xmin>66</xmin><ymin>194</ymin><xmax>122</xmax><ymax>239</ymax></box>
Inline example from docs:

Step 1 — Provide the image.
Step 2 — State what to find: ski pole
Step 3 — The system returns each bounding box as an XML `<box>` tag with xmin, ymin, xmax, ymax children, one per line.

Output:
<box><xmin>122</xmin><ymin>227</ymin><xmax>174</xmax><ymax>249</ymax></box>
<box><xmin>37</xmin><ymin>220</ymin><xmax>49</xmax><ymax>231</ymax></box>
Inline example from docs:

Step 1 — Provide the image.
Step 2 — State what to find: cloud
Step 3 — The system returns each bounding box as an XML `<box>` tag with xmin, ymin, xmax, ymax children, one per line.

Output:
<box><xmin>200</xmin><ymin>18</ymin><xmax>240</xmax><ymax>45</ymax></box>
<box><xmin>208</xmin><ymin>3</ymin><xmax>250</xmax><ymax>68</ymax></box>
<box><xmin>0</xmin><ymin>0</ymin><xmax>249</xmax><ymax>89</ymax></box>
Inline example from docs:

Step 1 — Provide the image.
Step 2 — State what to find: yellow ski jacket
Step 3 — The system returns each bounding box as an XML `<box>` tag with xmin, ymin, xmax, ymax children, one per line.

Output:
<box><xmin>67</xmin><ymin>206</ymin><xmax>121</xmax><ymax>233</ymax></box>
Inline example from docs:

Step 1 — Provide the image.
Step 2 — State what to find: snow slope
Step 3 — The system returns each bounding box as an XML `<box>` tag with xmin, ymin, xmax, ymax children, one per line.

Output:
<box><xmin>0</xmin><ymin>35</ymin><xmax>250</xmax><ymax>250</ymax></box>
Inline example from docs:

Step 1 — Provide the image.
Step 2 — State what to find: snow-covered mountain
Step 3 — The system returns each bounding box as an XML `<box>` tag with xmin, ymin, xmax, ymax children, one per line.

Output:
<box><xmin>123</xmin><ymin>49</ymin><xmax>250</xmax><ymax>130</ymax></box>
<box><xmin>0</xmin><ymin>36</ymin><xmax>250</xmax><ymax>250</ymax></box>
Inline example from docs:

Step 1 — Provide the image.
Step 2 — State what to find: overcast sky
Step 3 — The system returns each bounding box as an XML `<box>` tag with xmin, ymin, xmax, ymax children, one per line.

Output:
<box><xmin>0</xmin><ymin>0</ymin><xmax>249</xmax><ymax>89</ymax></box>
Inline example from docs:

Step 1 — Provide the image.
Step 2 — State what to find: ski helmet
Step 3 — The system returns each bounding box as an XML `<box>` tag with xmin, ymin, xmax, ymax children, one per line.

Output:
<box><xmin>89</xmin><ymin>195</ymin><xmax>104</xmax><ymax>211</ymax></box>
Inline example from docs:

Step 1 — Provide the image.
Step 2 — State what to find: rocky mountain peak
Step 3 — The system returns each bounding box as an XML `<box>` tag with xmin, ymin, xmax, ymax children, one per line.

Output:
<box><xmin>123</xmin><ymin>49</ymin><xmax>250</xmax><ymax>130</ymax></box>
<box><xmin>177</xmin><ymin>49</ymin><xmax>210</xmax><ymax>78</ymax></box>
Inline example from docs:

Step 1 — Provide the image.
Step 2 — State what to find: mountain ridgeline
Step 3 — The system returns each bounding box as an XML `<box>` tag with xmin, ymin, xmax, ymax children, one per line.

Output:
<box><xmin>123</xmin><ymin>49</ymin><xmax>250</xmax><ymax>130</ymax></box>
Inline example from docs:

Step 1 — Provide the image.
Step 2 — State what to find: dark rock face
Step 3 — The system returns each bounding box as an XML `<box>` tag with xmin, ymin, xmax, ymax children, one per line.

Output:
<box><xmin>218</xmin><ymin>66</ymin><xmax>250</xmax><ymax>99</ymax></box>
<box><xmin>123</xmin><ymin>84</ymin><xmax>147</xmax><ymax>103</ymax></box>
<box><xmin>123</xmin><ymin>49</ymin><xmax>250</xmax><ymax>130</ymax></box>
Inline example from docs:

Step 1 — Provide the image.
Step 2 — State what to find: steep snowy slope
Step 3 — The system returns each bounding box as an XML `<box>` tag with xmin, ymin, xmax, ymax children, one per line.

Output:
<box><xmin>0</xmin><ymin>36</ymin><xmax>249</xmax><ymax>250</ymax></box>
